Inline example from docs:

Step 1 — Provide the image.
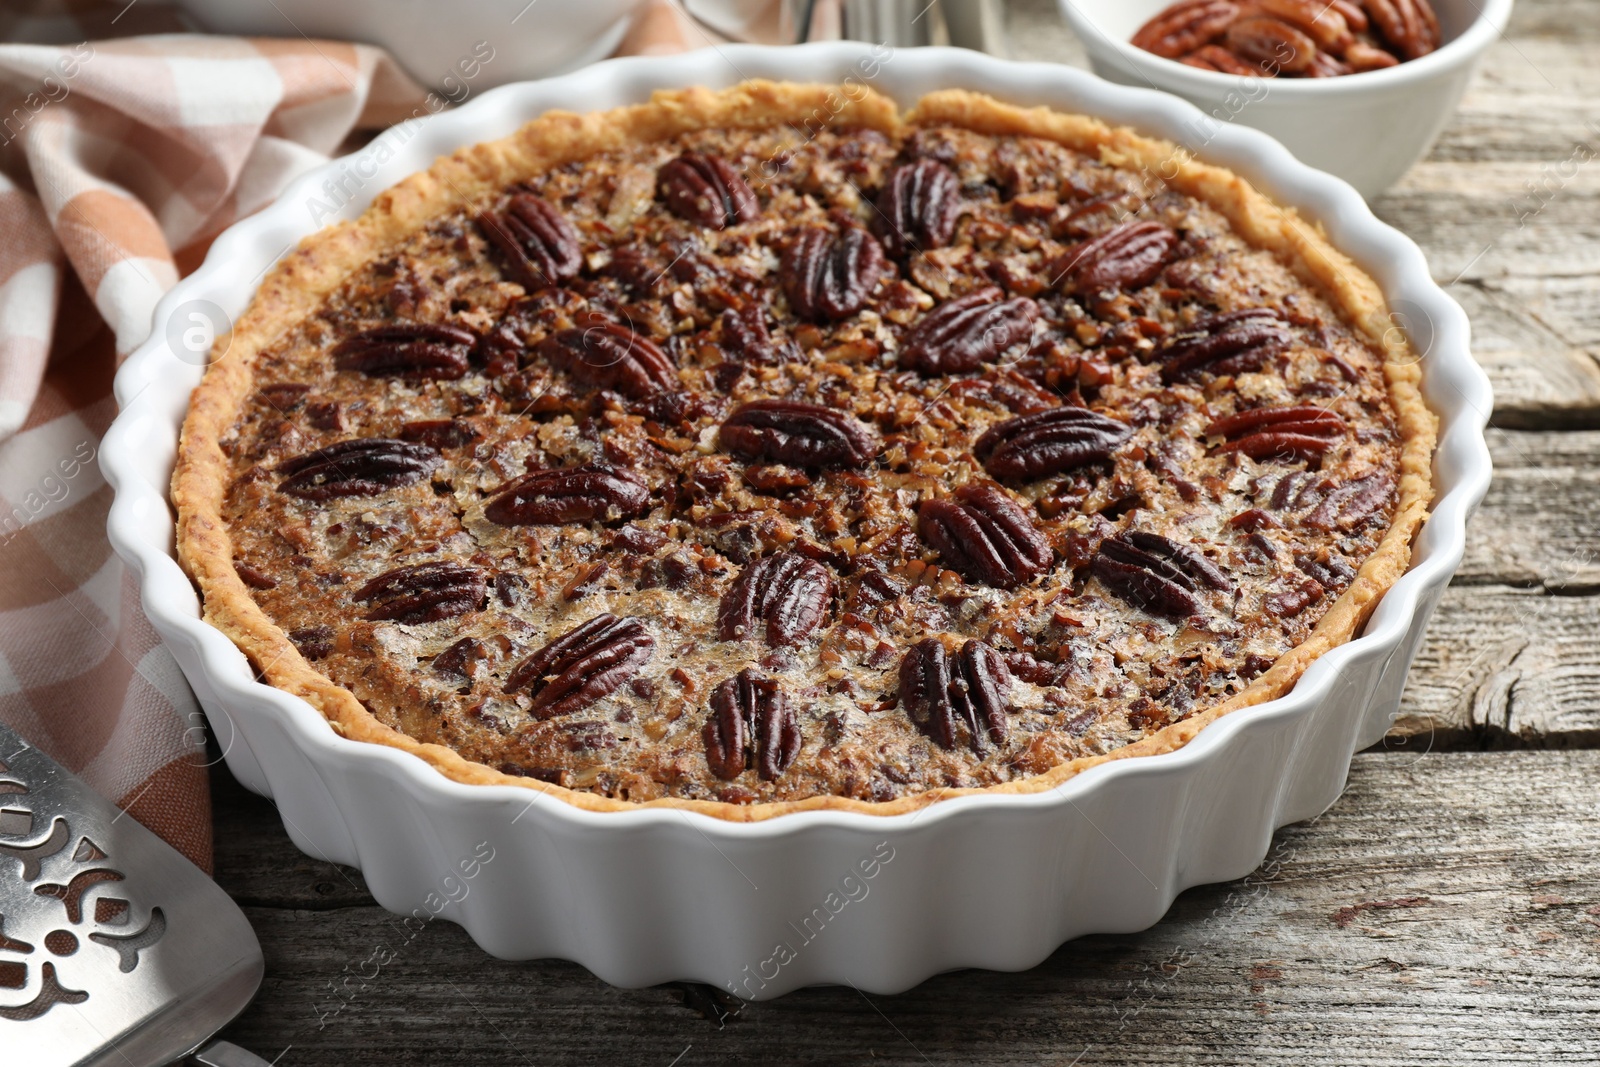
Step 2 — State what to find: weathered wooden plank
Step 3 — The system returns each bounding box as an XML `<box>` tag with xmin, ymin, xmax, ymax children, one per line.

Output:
<box><xmin>210</xmin><ymin>751</ymin><xmax>1600</xmax><ymax>1065</ymax></box>
<box><xmin>1331</xmin><ymin>10</ymin><xmax>1600</xmax><ymax>424</ymax></box>
<box><xmin>1374</xmin><ymin>162</ymin><xmax>1600</xmax><ymax>288</ymax></box>
<box><xmin>1451</xmin><ymin>282</ymin><xmax>1600</xmax><ymax>431</ymax></box>
<box><xmin>1392</xmin><ymin>584</ymin><xmax>1600</xmax><ymax>747</ymax></box>
<box><xmin>1369</xmin><ymin>132</ymin><xmax>1600</xmax><ymax>430</ymax></box>
<box><xmin>212</xmin><ymin>777</ymin><xmax>373</xmax><ymax>911</ymax></box>
<box><xmin>1458</xmin><ymin>428</ymin><xmax>1600</xmax><ymax>588</ymax></box>
<box><xmin>1384</xmin><ymin>435</ymin><xmax>1600</xmax><ymax>748</ymax></box>
<box><xmin>1506</xmin><ymin>0</ymin><xmax>1600</xmax><ymax>41</ymax></box>
<box><xmin>1392</xmin><ymin>432</ymin><xmax>1599</xmax><ymax>750</ymax></box>
<box><xmin>1421</xmin><ymin>48</ymin><xmax>1600</xmax><ymax>157</ymax></box>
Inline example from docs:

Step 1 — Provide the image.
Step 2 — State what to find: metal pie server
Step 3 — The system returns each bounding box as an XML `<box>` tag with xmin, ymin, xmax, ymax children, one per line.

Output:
<box><xmin>0</xmin><ymin>721</ymin><xmax>267</xmax><ymax>1066</ymax></box>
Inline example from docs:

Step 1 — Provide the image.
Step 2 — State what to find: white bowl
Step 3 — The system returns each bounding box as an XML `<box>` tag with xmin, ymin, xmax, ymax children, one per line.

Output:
<box><xmin>1057</xmin><ymin>0</ymin><xmax>1514</xmax><ymax>198</ymax></box>
<box><xmin>174</xmin><ymin>0</ymin><xmax>647</xmax><ymax>90</ymax></box>
<box><xmin>103</xmin><ymin>44</ymin><xmax>1490</xmax><ymax>998</ymax></box>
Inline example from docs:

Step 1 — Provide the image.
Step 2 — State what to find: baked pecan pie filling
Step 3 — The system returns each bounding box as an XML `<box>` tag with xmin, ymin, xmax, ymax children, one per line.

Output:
<box><xmin>210</xmin><ymin>112</ymin><xmax>1409</xmax><ymax>806</ymax></box>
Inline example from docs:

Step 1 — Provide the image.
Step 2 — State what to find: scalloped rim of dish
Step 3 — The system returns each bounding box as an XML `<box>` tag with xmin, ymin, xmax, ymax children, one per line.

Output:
<box><xmin>104</xmin><ymin>43</ymin><xmax>1491</xmax><ymax>841</ymax></box>
<box><xmin>1057</xmin><ymin>0</ymin><xmax>1515</xmax><ymax>94</ymax></box>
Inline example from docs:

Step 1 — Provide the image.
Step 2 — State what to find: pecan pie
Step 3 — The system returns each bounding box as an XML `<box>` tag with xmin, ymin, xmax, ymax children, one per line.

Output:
<box><xmin>173</xmin><ymin>83</ymin><xmax>1435</xmax><ymax>818</ymax></box>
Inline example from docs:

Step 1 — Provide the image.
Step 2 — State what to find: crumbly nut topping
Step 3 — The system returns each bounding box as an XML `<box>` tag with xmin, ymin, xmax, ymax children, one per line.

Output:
<box><xmin>218</xmin><ymin>122</ymin><xmax>1400</xmax><ymax>805</ymax></box>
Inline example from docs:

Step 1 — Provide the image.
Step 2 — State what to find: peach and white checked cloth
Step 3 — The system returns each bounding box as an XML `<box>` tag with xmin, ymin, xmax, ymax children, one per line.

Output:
<box><xmin>0</xmin><ymin>0</ymin><xmax>707</xmax><ymax>870</ymax></box>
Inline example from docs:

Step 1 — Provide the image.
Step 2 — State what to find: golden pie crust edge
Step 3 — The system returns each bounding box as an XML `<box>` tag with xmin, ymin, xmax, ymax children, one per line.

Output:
<box><xmin>172</xmin><ymin>81</ymin><xmax>1438</xmax><ymax>821</ymax></box>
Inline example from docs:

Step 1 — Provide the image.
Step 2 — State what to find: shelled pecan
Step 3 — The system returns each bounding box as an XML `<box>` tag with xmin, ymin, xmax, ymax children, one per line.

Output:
<box><xmin>742</xmin><ymin>464</ymin><xmax>811</xmax><ymax>494</ymax></box>
<box><xmin>1157</xmin><ymin>307</ymin><xmax>1293</xmax><ymax>382</ymax></box>
<box><xmin>1306</xmin><ymin>51</ymin><xmax>1356</xmax><ymax>77</ymax></box>
<box><xmin>1056</xmin><ymin>191</ymin><xmax>1144</xmax><ymax>240</ymax></box>
<box><xmin>704</xmin><ymin>668</ymin><xmax>801</xmax><ymax>781</ymax></box>
<box><xmin>1343</xmin><ymin>40</ymin><xmax>1401</xmax><ymax>71</ymax></box>
<box><xmin>493</xmin><ymin>571</ymin><xmax>530</xmax><ymax>608</ymax></box>
<box><xmin>255</xmin><ymin>382</ymin><xmax>310</xmax><ymax>412</ymax></box>
<box><xmin>1131</xmin><ymin>0</ymin><xmax>1243</xmax><ymax>58</ymax></box>
<box><xmin>432</xmin><ymin>637</ymin><xmax>488</xmax><ymax>682</ymax></box>
<box><xmin>1366</xmin><ymin>0</ymin><xmax>1439</xmax><ymax>60</ymax></box>
<box><xmin>1092</xmin><ymin>531</ymin><xmax>1230</xmax><ymax>619</ymax></box>
<box><xmin>897</xmin><ymin>287</ymin><xmax>1039</xmax><ymax>375</ymax></box>
<box><xmin>288</xmin><ymin>626</ymin><xmax>333</xmax><ymax>659</ymax></box>
<box><xmin>484</xmin><ymin>466</ymin><xmax>651</xmax><ymax>526</ymax></box>
<box><xmin>975</xmin><ymin>406</ymin><xmax>1133</xmax><ymax>482</ymax></box>
<box><xmin>355</xmin><ymin>562</ymin><xmax>488</xmax><ymax>624</ymax></box>
<box><xmin>276</xmin><ymin>438</ymin><xmax>441</xmax><ymax>500</ymax></box>
<box><xmin>233</xmin><ymin>560</ymin><xmax>276</xmax><ymax>589</ymax></box>
<box><xmin>918</xmin><ymin>481</ymin><xmax>1052</xmax><ymax>589</ymax></box>
<box><xmin>1183</xmin><ymin>44</ymin><xmax>1260</xmax><ymax>74</ymax></box>
<box><xmin>1297</xmin><ymin>550</ymin><xmax>1357</xmax><ymax>590</ymax></box>
<box><xmin>873</xmin><ymin>159</ymin><xmax>961</xmax><ymax>257</ymax></box>
<box><xmin>504</xmin><ymin>613</ymin><xmax>656</xmax><ymax>719</ymax></box>
<box><xmin>1225</xmin><ymin>14</ymin><xmax>1316</xmax><ymax>73</ymax></box>
<box><xmin>899</xmin><ymin>638</ymin><xmax>1013</xmax><ymax>754</ymax></box>
<box><xmin>331</xmin><ymin>323</ymin><xmax>475</xmax><ymax>381</ymax></box>
<box><xmin>1206</xmin><ymin>404</ymin><xmax>1347</xmax><ymax>460</ymax></box>
<box><xmin>1304</xmin><ymin>470</ymin><xmax>1393</xmax><ymax>531</ymax></box>
<box><xmin>1129</xmin><ymin>0</ymin><xmax>1440</xmax><ymax>77</ymax></box>
<box><xmin>1054</xmin><ymin>221</ymin><xmax>1179</xmax><ymax>297</ymax></box>
<box><xmin>718</xmin><ymin>302</ymin><xmax>785</xmax><ymax>365</ymax></box>
<box><xmin>1004</xmin><ymin>650</ymin><xmax>1071</xmax><ymax>688</ymax></box>
<box><xmin>398</xmin><ymin>418</ymin><xmax>479</xmax><ymax>451</ymax></box>
<box><xmin>478</xmin><ymin>193</ymin><xmax>582</xmax><ymax>291</ymax></box>
<box><xmin>657</xmin><ymin>152</ymin><xmax>761</xmax><ymax>229</ymax></box>
<box><xmin>718</xmin><ymin>400</ymin><xmax>878</xmax><ymax>469</ymax></box>
<box><xmin>1263</xmin><ymin>576</ymin><xmax>1325</xmax><ymax>618</ymax></box>
<box><xmin>1330</xmin><ymin>0</ymin><xmax>1369</xmax><ymax>32</ymax></box>
<box><xmin>1267</xmin><ymin>469</ymin><xmax>1329</xmax><ymax>511</ymax></box>
<box><xmin>539</xmin><ymin>320</ymin><xmax>677</xmax><ymax>398</ymax></box>
<box><xmin>717</xmin><ymin>551</ymin><xmax>835</xmax><ymax>647</ymax></box>
<box><xmin>1254</xmin><ymin>0</ymin><xmax>1354</xmax><ymax>52</ymax></box>
<box><xmin>781</xmin><ymin>227</ymin><xmax>884</xmax><ymax>322</ymax></box>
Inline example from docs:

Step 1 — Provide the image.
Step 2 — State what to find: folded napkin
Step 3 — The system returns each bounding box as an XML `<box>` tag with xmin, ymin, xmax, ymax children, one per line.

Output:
<box><xmin>0</xmin><ymin>0</ymin><xmax>712</xmax><ymax>870</ymax></box>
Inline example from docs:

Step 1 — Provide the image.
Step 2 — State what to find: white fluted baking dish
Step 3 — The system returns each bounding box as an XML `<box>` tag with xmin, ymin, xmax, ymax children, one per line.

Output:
<box><xmin>103</xmin><ymin>44</ymin><xmax>1490</xmax><ymax>998</ymax></box>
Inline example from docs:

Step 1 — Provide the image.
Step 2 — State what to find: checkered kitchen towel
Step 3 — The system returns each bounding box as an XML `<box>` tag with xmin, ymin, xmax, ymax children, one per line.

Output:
<box><xmin>0</xmin><ymin>0</ymin><xmax>712</xmax><ymax>871</ymax></box>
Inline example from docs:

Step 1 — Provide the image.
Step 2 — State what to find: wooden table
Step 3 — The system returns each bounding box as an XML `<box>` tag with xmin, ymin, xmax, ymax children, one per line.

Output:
<box><xmin>210</xmin><ymin>2</ymin><xmax>1600</xmax><ymax>1061</ymax></box>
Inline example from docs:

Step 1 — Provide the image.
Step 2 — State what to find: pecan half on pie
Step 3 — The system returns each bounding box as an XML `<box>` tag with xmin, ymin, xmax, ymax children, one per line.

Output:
<box><xmin>173</xmin><ymin>83</ymin><xmax>1435</xmax><ymax>818</ymax></box>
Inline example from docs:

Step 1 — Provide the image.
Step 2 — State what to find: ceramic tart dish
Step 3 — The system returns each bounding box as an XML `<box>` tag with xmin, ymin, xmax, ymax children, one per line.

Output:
<box><xmin>105</xmin><ymin>45</ymin><xmax>1490</xmax><ymax>996</ymax></box>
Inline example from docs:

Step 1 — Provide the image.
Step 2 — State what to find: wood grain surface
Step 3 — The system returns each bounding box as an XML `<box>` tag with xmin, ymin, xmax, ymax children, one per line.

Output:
<box><xmin>207</xmin><ymin>0</ymin><xmax>1600</xmax><ymax>1061</ymax></box>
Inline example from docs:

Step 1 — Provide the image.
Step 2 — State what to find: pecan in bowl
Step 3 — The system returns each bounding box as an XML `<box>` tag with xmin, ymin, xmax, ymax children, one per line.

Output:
<box><xmin>1129</xmin><ymin>0</ymin><xmax>1439</xmax><ymax>77</ymax></box>
<box><xmin>1060</xmin><ymin>0</ymin><xmax>1512</xmax><ymax>196</ymax></box>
